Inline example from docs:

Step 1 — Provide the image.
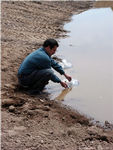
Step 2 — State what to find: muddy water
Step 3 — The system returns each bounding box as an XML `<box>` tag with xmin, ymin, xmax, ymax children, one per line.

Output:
<box><xmin>47</xmin><ymin>3</ymin><xmax>113</xmax><ymax>124</ymax></box>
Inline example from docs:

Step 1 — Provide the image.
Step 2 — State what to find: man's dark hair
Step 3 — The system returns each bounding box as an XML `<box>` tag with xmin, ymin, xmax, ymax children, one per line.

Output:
<box><xmin>43</xmin><ymin>39</ymin><xmax>59</xmax><ymax>49</ymax></box>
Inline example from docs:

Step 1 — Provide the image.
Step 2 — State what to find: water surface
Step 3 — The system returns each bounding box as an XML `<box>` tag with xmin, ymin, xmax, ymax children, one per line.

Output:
<box><xmin>47</xmin><ymin>4</ymin><xmax>113</xmax><ymax>124</ymax></box>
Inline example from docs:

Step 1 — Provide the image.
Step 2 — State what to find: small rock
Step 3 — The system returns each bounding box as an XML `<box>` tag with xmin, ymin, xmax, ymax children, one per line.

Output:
<box><xmin>14</xmin><ymin>126</ymin><xmax>26</xmax><ymax>131</ymax></box>
<box><xmin>87</xmin><ymin>126</ymin><xmax>102</xmax><ymax>135</ymax></box>
<box><xmin>62</xmin><ymin>117</ymin><xmax>65</xmax><ymax>121</ymax></box>
<box><xmin>4</xmin><ymin>84</ymin><xmax>15</xmax><ymax>89</ymax></box>
<box><xmin>9</xmin><ymin>105</ymin><xmax>15</xmax><ymax>112</ymax></box>
<box><xmin>26</xmin><ymin>133</ymin><xmax>31</xmax><ymax>137</ymax></box>
<box><xmin>105</xmin><ymin>121</ymin><xmax>110</xmax><ymax>126</ymax></box>
<box><xmin>50</xmin><ymin>131</ymin><xmax>53</xmax><ymax>134</ymax></box>
<box><xmin>39</xmin><ymin>99</ymin><xmax>44</xmax><ymax>103</ymax></box>
<box><xmin>2</xmin><ymin>99</ymin><xmax>15</xmax><ymax>107</ymax></box>
<box><xmin>27</xmin><ymin>110</ymin><xmax>35</xmax><ymax>116</ymax></box>
<box><xmin>104</xmin><ymin>120</ymin><xmax>113</xmax><ymax>129</ymax></box>
<box><xmin>2</xmin><ymin>67</ymin><xmax>8</xmax><ymax>72</ymax></box>
<box><xmin>43</xmin><ymin>106</ymin><xmax>50</xmax><ymax>111</ymax></box>
<box><xmin>44</xmin><ymin>114</ymin><xmax>48</xmax><ymax>118</ymax></box>
<box><xmin>15</xmin><ymin>139</ymin><xmax>21</xmax><ymax>143</ymax></box>
<box><xmin>40</xmin><ymin>140</ymin><xmax>44</xmax><ymax>144</ymax></box>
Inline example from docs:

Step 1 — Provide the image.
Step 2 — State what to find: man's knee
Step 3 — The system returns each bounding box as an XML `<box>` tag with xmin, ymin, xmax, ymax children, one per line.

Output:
<box><xmin>45</xmin><ymin>69</ymin><xmax>54</xmax><ymax>76</ymax></box>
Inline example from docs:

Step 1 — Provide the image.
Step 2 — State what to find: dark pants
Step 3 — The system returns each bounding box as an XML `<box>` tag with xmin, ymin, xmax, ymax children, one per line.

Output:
<box><xmin>18</xmin><ymin>69</ymin><xmax>54</xmax><ymax>93</ymax></box>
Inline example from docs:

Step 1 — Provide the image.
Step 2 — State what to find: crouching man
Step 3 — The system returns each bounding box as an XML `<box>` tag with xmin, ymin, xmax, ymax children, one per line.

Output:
<box><xmin>18</xmin><ymin>39</ymin><xmax>72</xmax><ymax>94</ymax></box>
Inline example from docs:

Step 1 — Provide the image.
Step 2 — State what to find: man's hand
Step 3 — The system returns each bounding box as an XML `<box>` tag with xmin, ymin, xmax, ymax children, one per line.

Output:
<box><xmin>64</xmin><ymin>73</ymin><xmax>72</xmax><ymax>81</ymax></box>
<box><xmin>60</xmin><ymin>81</ymin><xmax>68</xmax><ymax>88</ymax></box>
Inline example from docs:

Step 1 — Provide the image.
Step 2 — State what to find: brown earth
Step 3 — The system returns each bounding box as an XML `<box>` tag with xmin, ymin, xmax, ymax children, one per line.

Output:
<box><xmin>1</xmin><ymin>1</ymin><xmax>113</xmax><ymax>150</ymax></box>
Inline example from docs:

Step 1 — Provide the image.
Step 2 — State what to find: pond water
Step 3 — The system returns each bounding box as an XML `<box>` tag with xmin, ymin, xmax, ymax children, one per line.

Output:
<box><xmin>47</xmin><ymin>3</ymin><xmax>113</xmax><ymax>124</ymax></box>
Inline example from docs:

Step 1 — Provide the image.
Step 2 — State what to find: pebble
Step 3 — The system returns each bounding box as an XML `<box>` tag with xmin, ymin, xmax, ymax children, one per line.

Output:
<box><xmin>2</xmin><ymin>67</ymin><xmax>8</xmax><ymax>72</ymax></box>
<box><xmin>105</xmin><ymin>120</ymin><xmax>110</xmax><ymax>126</ymax></box>
<box><xmin>44</xmin><ymin>114</ymin><xmax>49</xmax><ymax>118</ymax></box>
<box><xmin>50</xmin><ymin>131</ymin><xmax>53</xmax><ymax>134</ymax></box>
<box><xmin>39</xmin><ymin>99</ymin><xmax>44</xmax><ymax>103</ymax></box>
<box><xmin>40</xmin><ymin>140</ymin><xmax>44</xmax><ymax>144</ymax></box>
<box><xmin>9</xmin><ymin>105</ymin><xmax>15</xmax><ymax>112</ymax></box>
<box><xmin>2</xmin><ymin>99</ymin><xmax>15</xmax><ymax>106</ymax></box>
<box><xmin>104</xmin><ymin>120</ymin><xmax>113</xmax><ymax>129</ymax></box>
<box><xmin>62</xmin><ymin>117</ymin><xmax>65</xmax><ymax>121</ymax></box>
<box><xmin>4</xmin><ymin>83</ymin><xmax>15</xmax><ymax>89</ymax></box>
<box><xmin>15</xmin><ymin>139</ymin><xmax>21</xmax><ymax>143</ymax></box>
<box><xmin>26</xmin><ymin>133</ymin><xmax>31</xmax><ymax>137</ymax></box>
<box><xmin>14</xmin><ymin>126</ymin><xmax>26</xmax><ymax>131</ymax></box>
<box><xmin>27</xmin><ymin>110</ymin><xmax>35</xmax><ymax>116</ymax></box>
<box><xmin>87</xmin><ymin>126</ymin><xmax>102</xmax><ymax>135</ymax></box>
<box><xmin>43</xmin><ymin>106</ymin><xmax>50</xmax><ymax>111</ymax></box>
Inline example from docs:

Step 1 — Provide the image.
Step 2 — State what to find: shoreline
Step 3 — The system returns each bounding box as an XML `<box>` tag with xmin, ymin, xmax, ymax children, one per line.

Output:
<box><xmin>1</xmin><ymin>1</ymin><xmax>113</xmax><ymax>149</ymax></box>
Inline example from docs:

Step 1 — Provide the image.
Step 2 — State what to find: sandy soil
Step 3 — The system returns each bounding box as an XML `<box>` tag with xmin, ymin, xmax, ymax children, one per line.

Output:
<box><xmin>1</xmin><ymin>1</ymin><xmax>113</xmax><ymax>150</ymax></box>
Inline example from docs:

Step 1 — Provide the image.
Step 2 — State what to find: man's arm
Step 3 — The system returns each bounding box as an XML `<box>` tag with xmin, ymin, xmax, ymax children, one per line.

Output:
<box><xmin>64</xmin><ymin>73</ymin><xmax>72</xmax><ymax>81</ymax></box>
<box><xmin>60</xmin><ymin>74</ymin><xmax>72</xmax><ymax>88</ymax></box>
<box><xmin>51</xmin><ymin>58</ymin><xmax>72</xmax><ymax>88</ymax></box>
<box><xmin>51</xmin><ymin>58</ymin><xmax>65</xmax><ymax>75</ymax></box>
<box><xmin>60</xmin><ymin>81</ymin><xmax>68</xmax><ymax>88</ymax></box>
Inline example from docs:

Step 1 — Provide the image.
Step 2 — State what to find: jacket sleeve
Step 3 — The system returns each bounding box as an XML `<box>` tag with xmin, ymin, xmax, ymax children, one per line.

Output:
<box><xmin>51</xmin><ymin>58</ymin><xmax>65</xmax><ymax>75</ymax></box>
<box><xmin>50</xmin><ymin>73</ymin><xmax>61</xmax><ymax>83</ymax></box>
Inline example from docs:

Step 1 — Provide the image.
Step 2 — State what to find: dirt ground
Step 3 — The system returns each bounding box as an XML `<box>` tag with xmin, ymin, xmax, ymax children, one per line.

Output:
<box><xmin>1</xmin><ymin>1</ymin><xmax>113</xmax><ymax>150</ymax></box>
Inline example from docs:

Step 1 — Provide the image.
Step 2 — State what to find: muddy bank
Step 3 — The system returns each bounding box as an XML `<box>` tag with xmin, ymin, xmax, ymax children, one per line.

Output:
<box><xmin>1</xmin><ymin>1</ymin><xmax>113</xmax><ymax>150</ymax></box>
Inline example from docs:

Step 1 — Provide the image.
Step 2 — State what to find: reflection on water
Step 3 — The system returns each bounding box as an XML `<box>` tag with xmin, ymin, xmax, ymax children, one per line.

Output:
<box><xmin>55</xmin><ymin>88</ymin><xmax>72</xmax><ymax>101</ymax></box>
<box><xmin>47</xmin><ymin>2</ymin><xmax>113</xmax><ymax>124</ymax></box>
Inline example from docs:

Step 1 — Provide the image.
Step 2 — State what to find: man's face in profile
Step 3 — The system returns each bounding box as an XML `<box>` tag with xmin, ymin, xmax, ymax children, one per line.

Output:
<box><xmin>48</xmin><ymin>45</ymin><xmax>57</xmax><ymax>56</ymax></box>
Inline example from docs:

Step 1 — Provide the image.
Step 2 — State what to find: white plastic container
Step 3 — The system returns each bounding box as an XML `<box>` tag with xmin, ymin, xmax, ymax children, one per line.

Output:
<box><xmin>63</xmin><ymin>78</ymin><xmax>79</xmax><ymax>88</ymax></box>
